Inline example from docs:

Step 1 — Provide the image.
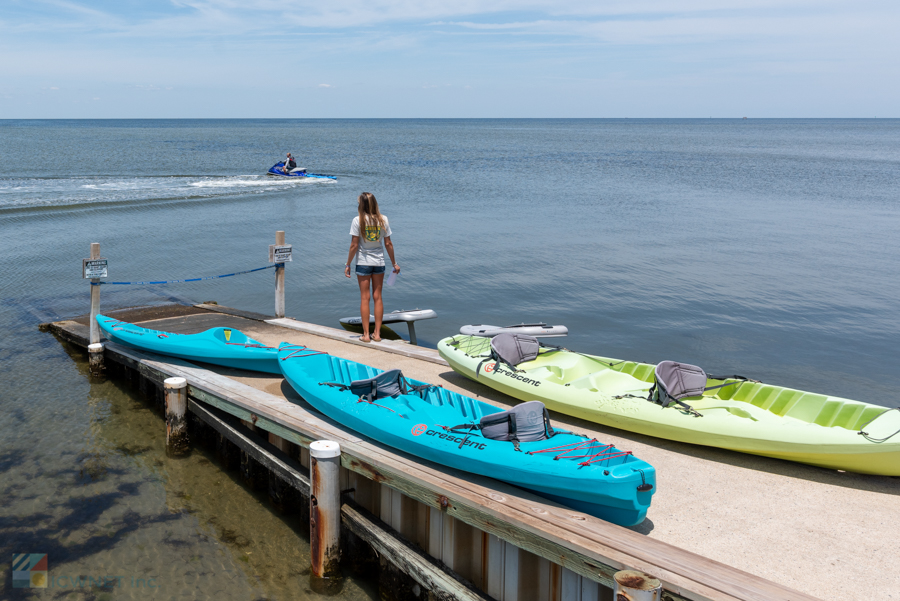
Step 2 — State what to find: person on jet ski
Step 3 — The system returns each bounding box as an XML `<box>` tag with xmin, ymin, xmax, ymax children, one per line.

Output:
<box><xmin>283</xmin><ymin>153</ymin><xmax>297</xmax><ymax>174</ymax></box>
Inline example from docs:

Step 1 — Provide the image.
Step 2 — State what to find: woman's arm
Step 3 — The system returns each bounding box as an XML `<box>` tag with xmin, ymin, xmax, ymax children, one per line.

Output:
<box><xmin>345</xmin><ymin>236</ymin><xmax>359</xmax><ymax>278</ymax></box>
<box><xmin>383</xmin><ymin>236</ymin><xmax>399</xmax><ymax>273</ymax></box>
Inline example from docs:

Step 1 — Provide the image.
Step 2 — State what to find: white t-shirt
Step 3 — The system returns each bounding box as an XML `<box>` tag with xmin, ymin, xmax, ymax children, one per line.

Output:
<box><xmin>350</xmin><ymin>215</ymin><xmax>392</xmax><ymax>266</ymax></box>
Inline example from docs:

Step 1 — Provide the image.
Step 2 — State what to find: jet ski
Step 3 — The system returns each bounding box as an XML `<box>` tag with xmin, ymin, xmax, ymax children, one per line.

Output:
<box><xmin>267</xmin><ymin>162</ymin><xmax>336</xmax><ymax>180</ymax></box>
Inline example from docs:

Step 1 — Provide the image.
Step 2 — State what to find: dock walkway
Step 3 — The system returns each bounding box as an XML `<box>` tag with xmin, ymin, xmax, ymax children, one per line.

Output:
<box><xmin>48</xmin><ymin>304</ymin><xmax>900</xmax><ymax>601</ymax></box>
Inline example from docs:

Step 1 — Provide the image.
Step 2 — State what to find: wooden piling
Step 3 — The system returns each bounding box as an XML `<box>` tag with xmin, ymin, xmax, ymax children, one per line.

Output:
<box><xmin>614</xmin><ymin>570</ymin><xmax>662</xmax><ymax>601</ymax></box>
<box><xmin>89</xmin><ymin>242</ymin><xmax>101</xmax><ymax>345</ymax></box>
<box><xmin>275</xmin><ymin>230</ymin><xmax>286</xmax><ymax>319</ymax></box>
<box><xmin>164</xmin><ymin>377</ymin><xmax>189</xmax><ymax>456</ymax></box>
<box><xmin>88</xmin><ymin>342</ymin><xmax>104</xmax><ymax>376</ymax></box>
<box><xmin>310</xmin><ymin>440</ymin><xmax>342</xmax><ymax>594</ymax></box>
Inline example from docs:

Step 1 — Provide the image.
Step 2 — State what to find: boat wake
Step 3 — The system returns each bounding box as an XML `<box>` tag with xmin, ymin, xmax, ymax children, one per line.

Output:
<box><xmin>0</xmin><ymin>174</ymin><xmax>333</xmax><ymax>212</ymax></box>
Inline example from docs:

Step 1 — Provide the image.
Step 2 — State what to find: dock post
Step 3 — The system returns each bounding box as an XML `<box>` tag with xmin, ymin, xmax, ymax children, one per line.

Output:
<box><xmin>88</xmin><ymin>343</ymin><xmax>104</xmax><ymax>377</ymax></box>
<box><xmin>309</xmin><ymin>440</ymin><xmax>342</xmax><ymax>594</ymax></box>
<box><xmin>164</xmin><ymin>377</ymin><xmax>190</xmax><ymax>456</ymax></box>
<box><xmin>614</xmin><ymin>570</ymin><xmax>662</xmax><ymax>601</ymax></box>
<box><xmin>275</xmin><ymin>230</ymin><xmax>285</xmax><ymax>318</ymax></box>
<box><xmin>89</xmin><ymin>242</ymin><xmax>101</xmax><ymax>345</ymax></box>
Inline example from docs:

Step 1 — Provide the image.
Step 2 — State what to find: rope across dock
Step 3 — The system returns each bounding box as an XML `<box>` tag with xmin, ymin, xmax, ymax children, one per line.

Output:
<box><xmin>92</xmin><ymin>263</ymin><xmax>279</xmax><ymax>286</ymax></box>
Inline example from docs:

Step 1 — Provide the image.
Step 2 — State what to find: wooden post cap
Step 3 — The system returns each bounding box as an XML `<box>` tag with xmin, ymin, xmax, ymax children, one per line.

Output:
<box><xmin>614</xmin><ymin>570</ymin><xmax>661</xmax><ymax>590</ymax></box>
<box><xmin>88</xmin><ymin>343</ymin><xmax>104</xmax><ymax>352</ymax></box>
<box><xmin>310</xmin><ymin>440</ymin><xmax>341</xmax><ymax>458</ymax></box>
<box><xmin>164</xmin><ymin>377</ymin><xmax>187</xmax><ymax>390</ymax></box>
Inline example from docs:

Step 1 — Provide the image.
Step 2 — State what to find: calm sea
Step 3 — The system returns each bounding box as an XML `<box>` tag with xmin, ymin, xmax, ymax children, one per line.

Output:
<box><xmin>1</xmin><ymin>119</ymin><xmax>898</xmax><ymax>598</ymax></box>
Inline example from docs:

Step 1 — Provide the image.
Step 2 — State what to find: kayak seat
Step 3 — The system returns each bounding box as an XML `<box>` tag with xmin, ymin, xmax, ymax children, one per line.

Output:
<box><xmin>322</xmin><ymin>355</ymin><xmax>498</xmax><ymax>423</ymax></box>
<box><xmin>530</xmin><ymin>365</ymin><xmax>566</xmax><ymax>384</ymax></box>
<box><xmin>321</xmin><ymin>368</ymin><xmax>437</xmax><ymax>404</ymax></box>
<box><xmin>480</xmin><ymin>401</ymin><xmax>555</xmax><ymax>442</ymax></box>
<box><xmin>548</xmin><ymin>356</ymin><xmax>622</xmax><ymax>384</ymax></box>
<box><xmin>564</xmin><ymin>370</ymin><xmax>647</xmax><ymax>393</ymax></box>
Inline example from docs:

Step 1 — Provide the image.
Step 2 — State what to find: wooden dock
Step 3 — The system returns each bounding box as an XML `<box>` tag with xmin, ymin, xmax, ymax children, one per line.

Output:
<box><xmin>45</xmin><ymin>303</ymin><xmax>900</xmax><ymax>601</ymax></box>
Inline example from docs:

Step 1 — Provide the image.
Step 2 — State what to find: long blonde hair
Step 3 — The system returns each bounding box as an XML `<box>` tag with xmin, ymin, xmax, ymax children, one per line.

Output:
<box><xmin>357</xmin><ymin>192</ymin><xmax>385</xmax><ymax>235</ymax></box>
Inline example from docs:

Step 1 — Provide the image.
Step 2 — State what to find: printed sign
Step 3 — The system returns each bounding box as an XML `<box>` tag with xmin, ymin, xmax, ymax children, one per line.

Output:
<box><xmin>269</xmin><ymin>244</ymin><xmax>293</xmax><ymax>263</ymax></box>
<box><xmin>83</xmin><ymin>259</ymin><xmax>108</xmax><ymax>279</ymax></box>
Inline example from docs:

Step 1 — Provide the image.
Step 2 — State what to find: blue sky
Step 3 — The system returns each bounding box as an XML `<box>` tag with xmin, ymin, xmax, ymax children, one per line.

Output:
<box><xmin>1</xmin><ymin>0</ymin><xmax>897</xmax><ymax>117</ymax></box>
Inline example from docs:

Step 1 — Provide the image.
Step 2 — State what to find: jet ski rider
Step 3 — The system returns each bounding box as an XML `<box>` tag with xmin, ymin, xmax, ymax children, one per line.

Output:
<box><xmin>283</xmin><ymin>153</ymin><xmax>297</xmax><ymax>174</ymax></box>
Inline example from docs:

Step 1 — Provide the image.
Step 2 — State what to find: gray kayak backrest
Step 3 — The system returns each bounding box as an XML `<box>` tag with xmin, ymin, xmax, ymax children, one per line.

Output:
<box><xmin>647</xmin><ymin>361</ymin><xmax>759</xmax><ymax>417</ymax></box>
<box><xmin>320</xmin><ymin>368</ymin><xmax>438</xmax><ymax>405</ymax></box>
<box><xmin>491</xmin><ymin>333</ymin><xmax>540</xmax><ymax>367</ymax></box>
<box><xmin>349</xmin><ymin>369</ymin><xmax>405</xmax><ymax>400</ymax></box>
<box><xmin>480</xmin><ymin>400</ymin><xmax>554</xmax><ymax>442</ymax></box>
<box><xmin>648</xmin><ymin>361</ymin><xmax>750</xmax><ymax>416</ymax></box>
<box><xmin>652</xmin><ymin>361</ymin><xmax>708</xmax><ymax>405</ymax></box>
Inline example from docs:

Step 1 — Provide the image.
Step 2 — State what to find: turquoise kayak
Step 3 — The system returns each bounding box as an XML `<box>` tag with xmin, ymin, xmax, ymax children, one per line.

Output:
<box><xmin>96</xmin><ymin>315</ymin><xmax>280</xmax><ymax>374</ymax></box>
<box><xmin>277</xmin><ymin>343</ymin><xmax>656</xmax><ymax>526</ymax></box>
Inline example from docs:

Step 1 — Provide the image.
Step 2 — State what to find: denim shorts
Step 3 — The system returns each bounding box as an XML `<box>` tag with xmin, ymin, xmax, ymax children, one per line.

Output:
<box><xmin>356</xmin><ymin>264</ymin><xmax>386</xmax><ymax>276</ymax></box>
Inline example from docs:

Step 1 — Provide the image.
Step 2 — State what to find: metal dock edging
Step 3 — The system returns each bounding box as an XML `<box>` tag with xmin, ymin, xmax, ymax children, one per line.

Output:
<box><xmin>341</xmin><ymin>500</ymin><xmax>492</xmax><ymax>601</ymax></box>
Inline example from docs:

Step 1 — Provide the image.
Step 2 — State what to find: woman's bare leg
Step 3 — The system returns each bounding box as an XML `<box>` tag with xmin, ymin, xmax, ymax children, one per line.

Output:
<box><xmin>357</xmin><ymin>274</ymin><xmax>372</xmax><ymax>341</ymax></box>
<box><xmin>371</xmin><ymin>272</ymin><xmax>385</xmax><ymax>341</ymax></box>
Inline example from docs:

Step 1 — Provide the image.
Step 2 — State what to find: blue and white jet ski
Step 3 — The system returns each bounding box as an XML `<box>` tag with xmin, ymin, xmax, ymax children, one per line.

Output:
<box><xmin>267</xmin><ymin>162</ymin><xmax>336</xmax><ymax>180</ymax></box>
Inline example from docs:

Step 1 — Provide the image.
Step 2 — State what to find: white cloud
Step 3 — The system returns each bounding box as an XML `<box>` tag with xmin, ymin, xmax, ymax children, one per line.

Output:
<box><xmin>0</xmin><ymin>0</ymin><xmax>896</xmax><ymax>117</ymax></box>
<box><xmin>9</xmin><ymin>0</ymin><xmax>895</xmax><ymax>36</ymax></box>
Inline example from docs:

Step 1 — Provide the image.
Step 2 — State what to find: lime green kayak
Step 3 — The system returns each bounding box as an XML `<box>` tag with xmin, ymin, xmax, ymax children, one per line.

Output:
<box><xmin>437</xmin><ymin>335</ymin><xmax>900</xmax><ymax>476</ymax></box>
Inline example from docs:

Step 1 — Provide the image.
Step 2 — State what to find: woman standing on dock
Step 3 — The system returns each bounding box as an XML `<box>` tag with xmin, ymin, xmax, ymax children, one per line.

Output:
<box><xmin>344</xmin><ymin>192</ymin><xmax>400</xmax><ymax>342</ymax></box>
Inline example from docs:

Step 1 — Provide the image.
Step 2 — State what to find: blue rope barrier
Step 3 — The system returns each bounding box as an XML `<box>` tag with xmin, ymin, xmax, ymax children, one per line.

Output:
<box><xmin>93</xmin><ymin>264</ymin><xmax>280</xmax><ymax>286</ymax></box>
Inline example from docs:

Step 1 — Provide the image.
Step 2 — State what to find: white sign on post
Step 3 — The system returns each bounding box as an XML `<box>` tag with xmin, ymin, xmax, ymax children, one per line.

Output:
<box><xmin>269</xmin><ymin>244</ymin><xmax>293</xmax><ymax>263</ymax></box>
<box><xmin>83</xmin><ymin>258</ymin><xmax>108</xmax><ymax>279</ymax></box>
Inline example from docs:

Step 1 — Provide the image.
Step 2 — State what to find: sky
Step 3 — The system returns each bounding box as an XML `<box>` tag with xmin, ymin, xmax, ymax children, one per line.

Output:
<box><xmin>0</xmin><ymin>0</ymin><xmax>897</xmax><ymax>118</ymax></box>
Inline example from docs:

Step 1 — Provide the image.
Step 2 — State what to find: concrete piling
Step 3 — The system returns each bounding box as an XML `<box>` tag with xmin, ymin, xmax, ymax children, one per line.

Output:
<box><xmin>310</xmin><ymin>440</ymin><xmax>342</xmax><ymax>594</ymax></box>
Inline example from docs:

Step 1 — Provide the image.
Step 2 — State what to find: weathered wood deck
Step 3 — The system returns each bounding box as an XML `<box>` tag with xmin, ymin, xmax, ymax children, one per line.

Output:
<box><xmin>46</xmin><ymin>303</ymin><xmax>900</xmax><ymax>601</ymax></box>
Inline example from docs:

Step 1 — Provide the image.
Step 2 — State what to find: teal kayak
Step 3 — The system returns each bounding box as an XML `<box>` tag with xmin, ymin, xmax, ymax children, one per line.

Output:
<box><xmin>96</xmin><ymin>315</ymin><xmax>280</xmax><ymax>374</ymax></box>
<box><xmin>277</xmin><ymin>343</ymin><xmax>655</xmax><ymax>526</ymax></box>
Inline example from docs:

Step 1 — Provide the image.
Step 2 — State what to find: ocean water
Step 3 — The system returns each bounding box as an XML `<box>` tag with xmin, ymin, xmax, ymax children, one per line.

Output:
<box><xmin>1</xmin><ymin>119</ymin><xmax>898</xmax><ymax>598</ymax></box>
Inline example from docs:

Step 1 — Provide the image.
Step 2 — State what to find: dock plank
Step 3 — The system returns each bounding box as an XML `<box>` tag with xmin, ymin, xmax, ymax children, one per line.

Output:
<box><xmin>266</xmin><ymin>317</ymin><xmax>449</xmax><ymax>366</ymax></box>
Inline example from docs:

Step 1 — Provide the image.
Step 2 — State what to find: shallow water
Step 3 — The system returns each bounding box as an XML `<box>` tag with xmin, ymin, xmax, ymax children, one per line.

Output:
<box><xmin>1</xmin><ymin>119</ymin><xmax>898</xmax><ymax>597</ymax></box>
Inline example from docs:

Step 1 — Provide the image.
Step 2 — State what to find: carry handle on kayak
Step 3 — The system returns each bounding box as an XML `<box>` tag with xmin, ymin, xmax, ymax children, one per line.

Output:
<box><xmin>858</xmin><ymin>407</ymin><xmax>900</xmax><ymax>443</ymax></box>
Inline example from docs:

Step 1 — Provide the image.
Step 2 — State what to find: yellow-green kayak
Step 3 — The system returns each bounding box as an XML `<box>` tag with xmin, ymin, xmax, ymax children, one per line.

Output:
<box><xmin>437</xmin><ymin>335</ymin><xmax>900</xmax><ymax>476</ymax></box>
